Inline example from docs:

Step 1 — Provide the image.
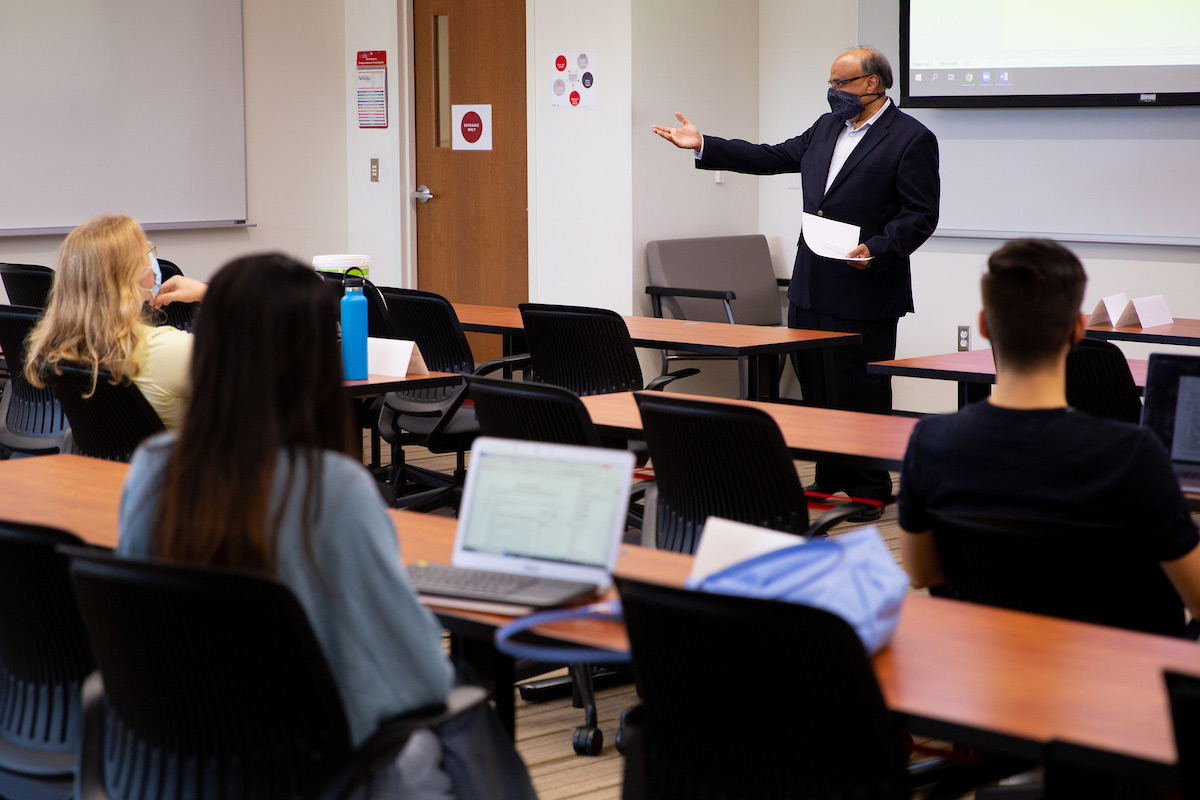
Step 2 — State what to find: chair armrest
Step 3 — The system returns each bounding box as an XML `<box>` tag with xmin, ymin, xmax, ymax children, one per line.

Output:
<box><xmin>645</xmin><ymin>285</ymin><xmax>737</xmax><ymax>301</ymax></box>
<box><xmin>804</xmin><ymin>503</ymin><xmax>876</xmax><ymax>538</ymax></box>
<box><xmin>644</xmin><ymin>368</ymin><xmax>700</xmax><ymax>391</ymax></box>
<box><xmin>75</xmin><ymin>671</ymin><xmax>108</xmax><ymax>800</ymax></box>
<box><xmin>323</xmin><ymin>685</ymin><xmax>489</xmax><ymax>800</ymax></box>
<box><xmin>473</xmin><ymin>353</ymin><xmax>530</xmax><ymax>377</ymax></box>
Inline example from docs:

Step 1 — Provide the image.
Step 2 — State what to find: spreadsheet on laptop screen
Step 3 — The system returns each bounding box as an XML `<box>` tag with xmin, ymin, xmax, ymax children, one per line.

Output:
<box><xmin>459</xmin><ymin>452</ymin><xmax>627</xmax><ymax>567</ymax></box>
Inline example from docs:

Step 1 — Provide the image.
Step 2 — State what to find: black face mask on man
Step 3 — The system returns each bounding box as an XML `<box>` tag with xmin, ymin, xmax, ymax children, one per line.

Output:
<box><xmin>827</xmin><ymin>88</ymin><xmax>883</xmax><ymax>123</ymax></box>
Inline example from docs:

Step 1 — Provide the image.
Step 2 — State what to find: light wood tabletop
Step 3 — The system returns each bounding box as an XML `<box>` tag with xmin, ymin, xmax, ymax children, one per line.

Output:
<box><xmin>343</xmin><ymin>371</ymin><xmax>461</xmax><ymax>398</ymax></box>
<box><xmin>869</xmin><ymin>349</ymin><xmax>1149</xmax><ymax>388</ymax></box>
<box><xmin>580</xmin><ymin>391</ymin><xmax>917</xmax><ymax>472</ymax></box>
<box><xmin>452</xmin><ymin>302</ymin><xmax>860</xmax><ymax>402</ymax></box>
<box><xmin>4</xmin><ymin>453</ymin><xmax>1198</xmax><ymax>783</ymax></box>
<box><xmin>1088</xmin><ymin>318</ymin><xmax>1200</xmax><ymax>347</ymax></box>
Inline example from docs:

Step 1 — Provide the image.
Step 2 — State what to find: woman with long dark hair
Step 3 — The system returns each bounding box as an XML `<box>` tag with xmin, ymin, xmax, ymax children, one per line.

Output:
<box><xmin>117</xmin><ymin>253</ymin><xmax>535</xmax><ymax>799</ymax></box>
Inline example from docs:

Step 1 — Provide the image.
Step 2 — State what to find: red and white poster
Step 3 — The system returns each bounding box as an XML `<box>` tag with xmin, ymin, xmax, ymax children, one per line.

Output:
<box><xmin>549</xmin><ymin>50</ymin><xmax>597</xmax><ymax>109</ymax></box>
<box><xmin>451</xmin><ymin>105</ymin><xmax>492</xmax><ymax>150</ymax></box>
<box><xmin>356</xmin><ymin>51</ymin><xmax>388</xmax><ymax>128</ymax></box>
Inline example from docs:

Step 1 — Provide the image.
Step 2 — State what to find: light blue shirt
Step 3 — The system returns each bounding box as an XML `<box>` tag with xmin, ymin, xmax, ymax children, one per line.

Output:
<box><xmin>118</xmin><ymin>433</ymin><xmax>454</xmax><ymax>747</ymax></box>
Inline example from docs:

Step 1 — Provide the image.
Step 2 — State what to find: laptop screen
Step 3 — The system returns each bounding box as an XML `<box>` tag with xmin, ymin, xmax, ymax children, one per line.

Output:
<box><xmin>1142</xmin><ymin>353</ymin><xmax>1200</xmax><ymax>465</ymax></box>
<box><xmin>458</xmin><ymin>445</ymin><xmax>631</xmax><ymax>568</ymax></box>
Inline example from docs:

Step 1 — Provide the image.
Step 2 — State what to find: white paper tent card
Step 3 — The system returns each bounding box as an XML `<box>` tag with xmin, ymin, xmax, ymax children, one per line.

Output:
<box><xmin>1114</xmin><ymin>295</ymin><xmax>1173</xmax><ymax>329</ymax></box>
<box><xmin>1087</xmin><ymin>293</ymin><xmax>1128</xmax><ymax>326</ymax></box>
<box><xmin>367</xmin><ymin>337</ymin><xmax>429</xmax><ymax>376</ymax></box>
<box><xmin>687</xmin><ymin>517</ymin><xmax>802</xmax><ymax>584</ymax></box>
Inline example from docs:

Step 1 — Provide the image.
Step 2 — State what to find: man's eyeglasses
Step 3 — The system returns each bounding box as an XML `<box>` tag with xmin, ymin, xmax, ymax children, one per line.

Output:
<box><xmin>828</xmin><ymin>75</ymin><xmax>870</xmax><ymax>89</ymax></box>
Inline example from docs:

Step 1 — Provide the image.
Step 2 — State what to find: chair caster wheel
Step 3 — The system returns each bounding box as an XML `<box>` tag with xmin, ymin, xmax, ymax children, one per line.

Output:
<box><xmin>573</xmin><ymin>725</ymin><xmax>603</xmax><ymax>756</ymax></box>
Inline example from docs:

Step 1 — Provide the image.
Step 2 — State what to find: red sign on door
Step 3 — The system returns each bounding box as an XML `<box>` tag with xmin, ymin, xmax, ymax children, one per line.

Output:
<box><xmin>461</xmin><ymin>111</ymin><xmax>483</xmax><ymax>143</ymax></box>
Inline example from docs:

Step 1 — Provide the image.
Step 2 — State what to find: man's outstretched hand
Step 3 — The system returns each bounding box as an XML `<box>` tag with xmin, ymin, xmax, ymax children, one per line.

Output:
<box><xmin>651</xmin><ymin>112</ymin><xmax>702</xmax><ymax>151</ymax></box>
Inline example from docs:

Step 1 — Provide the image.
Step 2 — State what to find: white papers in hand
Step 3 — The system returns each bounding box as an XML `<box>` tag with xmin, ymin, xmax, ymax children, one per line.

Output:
<box><xmin>801</xmin><ymin>212</ymin><xmax>867</xmax><ymax>261</ymax></box>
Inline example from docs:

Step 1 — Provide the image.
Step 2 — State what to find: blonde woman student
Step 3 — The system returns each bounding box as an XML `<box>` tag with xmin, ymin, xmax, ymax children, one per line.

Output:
<box><xmin>24</xmin><ymin>214</ymin><xmax>206</xmax><ymax>428</ymax></box>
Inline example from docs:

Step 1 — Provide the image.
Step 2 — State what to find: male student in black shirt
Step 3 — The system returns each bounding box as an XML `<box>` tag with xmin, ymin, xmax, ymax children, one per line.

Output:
<box><xmin>897</xmin><ymin>238</ymin><xmax>1200</xmax><ymax>618</ymax></box>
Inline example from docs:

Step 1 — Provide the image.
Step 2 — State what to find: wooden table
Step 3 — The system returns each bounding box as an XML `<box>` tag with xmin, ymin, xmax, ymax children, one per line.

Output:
<box><xmin>452</xmin><ymin>303</ymin><xmax>860</xmax><ymax>402</ymax></box>
<box><xmin>343</xmin><ymin>371</ymin><xmax>460</xmax><ymax>399</ymax></box>
<box><xmin>1089</xmin><ymin>319</ymin><xmax>1200</xmax><ymax>347</ymax></box>
<box><xmin>581</xmin><ymin>391</ymin><xmax>917</xmax><ymax>472</ymax></box>
<box><xmin>869</xmin><ymin>350</ymin><xmax>1149</xmax><ymax>408</ymax></box>
<box><xmin>5</xmin><ymin>454</ymin><xmax>1199</xmax><ymax>784</ymax></box>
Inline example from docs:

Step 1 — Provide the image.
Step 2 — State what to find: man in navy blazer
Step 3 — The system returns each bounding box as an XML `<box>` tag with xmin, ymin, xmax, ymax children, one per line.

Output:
<box><xmin>653</xmin><ymin>47</ymin><xmax>939</xmax><ymax>513</ymax></box>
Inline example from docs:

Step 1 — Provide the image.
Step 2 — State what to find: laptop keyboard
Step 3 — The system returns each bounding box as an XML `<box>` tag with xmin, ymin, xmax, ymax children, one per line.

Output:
<box><xmin>408</xmin><ymin>562</ymin><xmax>544</xmax><ymax>601</ymax></box>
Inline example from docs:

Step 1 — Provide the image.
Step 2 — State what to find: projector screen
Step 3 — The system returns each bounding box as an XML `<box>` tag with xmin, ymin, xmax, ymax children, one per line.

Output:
<box><xmin>900</xmin><ymin>0</ymin><xmax>1200</xmax><ymax>108</ymax></box>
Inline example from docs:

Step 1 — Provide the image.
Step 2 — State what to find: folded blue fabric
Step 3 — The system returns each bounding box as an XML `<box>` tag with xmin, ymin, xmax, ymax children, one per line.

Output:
<box><xmin>687</xmin><ymin>525</ymin><xmax>907</xmax><ymax>654</ymax></box>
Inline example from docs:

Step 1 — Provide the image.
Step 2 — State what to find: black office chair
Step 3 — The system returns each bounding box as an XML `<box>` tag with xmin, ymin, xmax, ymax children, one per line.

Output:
<box><xmin>0</xmin><ymin>306</ymin><xmax>71</xmax><ymax>457</ymax></box>
<box><xmin>0</xmin><ymin>264</ymin><xmax>54</xmax><ymax>309</ymax></box>
<box><xmin>518</xmin><ymin>303</ymin><xmax>697</xmax><ymax>396</ymax></box>
<box><xmin>634</xmin><ymin>392</ymin><xmax>870</xmax><ymax>554</ymax></box>
<box><xmin>374</xmin><ymin>288</ymin><xmax>521</xmax><ymax>511</ymax></box>
<box><xmin>929</xmin><ymin>511</ymin><xmax>1187</xmax><ymax>637</ymax></box>
<box><xmin>39</xmin><ymin>362</ymin><xmax>165</xmax><ymax>462</ymax></box>
<box><xmin>615</xmin><ymin>576</ymin><xmax>910</xmax><ymax>800</ymax></box>
<box><xmin>1166</xmin><ymin>670</ymin><xmax>1200</xmax><ymax>800</ymax></box>
<box><xmin>0</xmin><ymin>521</ymin><xmax>96</xmax><ymax>800</ymax></box>
<box><xmin>1065</xmin><ymin>338</ymin><xmax>1142</xmax><ymax>423</ymax></box>
<box><xmin>318</xmin><ymin>271</ymin><xmax>395</xmax><ymax>338</ymax></box>
<box><xmin>153</xmin><ymin>258</ymin><xmax>201</xmax><ymax>332</ymax></box>
<box><xmin>467</xmin><ymin>375</ymin><xmax>645</xmax><ymax>754</ymax></box>
<box><xmin>65</xmin><ymin>548</ymin><xmax>487</xmax><ymax>800</ymax></box>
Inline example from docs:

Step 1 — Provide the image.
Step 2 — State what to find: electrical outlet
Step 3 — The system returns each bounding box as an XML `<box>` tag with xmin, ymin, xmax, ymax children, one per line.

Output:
<box><xmin>370</xmin><ymin>158</ymin><xmax>379</xmax><ymax>182</ymax></box>
<box><xmin>957</xmin><ymin>325</ymin><xmax>971</xmax><ymax>351</ymax></box>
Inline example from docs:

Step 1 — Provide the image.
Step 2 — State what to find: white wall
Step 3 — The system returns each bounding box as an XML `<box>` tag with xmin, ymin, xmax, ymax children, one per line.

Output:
<box><xmin>527</xmin><ymin>0</ymin><xmax>634</xmax><ymax>312</ymax></box>
<box><xmin>344</xmin><ymin>0</ymin><xmax>408</xmax><ymax>290</ymax></box>
<box><xmin>0</xmin><ymin>0</ymin><xmax>351</xmax><ymax>289</ymax></box>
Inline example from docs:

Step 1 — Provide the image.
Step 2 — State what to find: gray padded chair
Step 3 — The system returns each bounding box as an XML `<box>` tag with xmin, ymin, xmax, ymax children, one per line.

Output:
<box><xmin>646</xmin><ymin>235</ymin><xmax>788</xmax><ymax>397</ymax></box>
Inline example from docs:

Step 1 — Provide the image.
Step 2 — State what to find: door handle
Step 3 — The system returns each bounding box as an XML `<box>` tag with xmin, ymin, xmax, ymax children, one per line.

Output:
<box><xmin>412</xmin><ymin>185</ymin><xmax>434</xmax><ymax>203</ymax></box>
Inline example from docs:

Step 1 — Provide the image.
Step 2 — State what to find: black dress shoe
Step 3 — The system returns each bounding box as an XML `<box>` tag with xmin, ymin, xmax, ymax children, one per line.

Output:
<box><xmin>846</xmin><ymin>504</ymin><xmax>885</xmax><ymax>523</ymax></box>
<box><xmin>803</xmin><ymin>482</ymin><xmax>845</xmax><ymax>497</ymax></box>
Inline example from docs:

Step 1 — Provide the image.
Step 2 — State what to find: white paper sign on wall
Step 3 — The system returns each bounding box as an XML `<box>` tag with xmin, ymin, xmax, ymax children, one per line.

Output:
<box><xmin>451</xmin><ymin>105</ymin><xmax>492</xmax><ymax>150</ymax></box>
<box><xmin>550</xmin><ymin>51</ymin><xmax>598</xmax><ymax>109</ymax></box>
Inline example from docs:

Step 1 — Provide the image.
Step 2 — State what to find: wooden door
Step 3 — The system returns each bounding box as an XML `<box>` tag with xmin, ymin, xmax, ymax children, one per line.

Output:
<box><xmin>412</xmin><ymin>0</ymin><xmax>528</xmax><ymax>360</ymax></box>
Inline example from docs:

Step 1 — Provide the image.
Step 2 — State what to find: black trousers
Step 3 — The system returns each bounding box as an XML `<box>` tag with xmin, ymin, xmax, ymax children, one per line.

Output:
<box><xmin>788</xmin><ymin>304</ymin><xmax>898</xmax><ymax>502</ymax></box>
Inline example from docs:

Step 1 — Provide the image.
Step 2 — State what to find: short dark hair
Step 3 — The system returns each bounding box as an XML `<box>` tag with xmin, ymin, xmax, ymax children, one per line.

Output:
<box><xmin>859</xmin><ymin>49</ymin><xmax>893</xmax><ymax>90</ymax></box>
<box><xmin>982</xmin><ymin>239</ymin><xmax>1086</xmax><ymax>369</ymax></box>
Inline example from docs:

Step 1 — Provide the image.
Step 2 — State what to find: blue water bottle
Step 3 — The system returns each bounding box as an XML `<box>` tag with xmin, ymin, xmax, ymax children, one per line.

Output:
<box><xmin>340</xmin><ymin>268</ymin><xmax>368</xmax><ymax>380</ymax></box>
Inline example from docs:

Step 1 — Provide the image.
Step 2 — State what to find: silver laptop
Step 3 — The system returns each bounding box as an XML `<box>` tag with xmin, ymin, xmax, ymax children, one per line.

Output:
<box><xmin>1141</xmin><ymin>353</ymin><xmax>1200</xmax><ymax>493</ymax></box>
<box><xmin>408</xmin><ymin>436</ymin><xmax>635</xmax><ymax>613</ymax></box>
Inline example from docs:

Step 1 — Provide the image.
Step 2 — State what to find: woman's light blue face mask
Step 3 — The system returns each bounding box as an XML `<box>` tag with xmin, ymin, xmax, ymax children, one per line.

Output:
<box><xmin>149</xmin><ymin>255</ymin><xmax>162</xmax><ymax>298</ymax></box>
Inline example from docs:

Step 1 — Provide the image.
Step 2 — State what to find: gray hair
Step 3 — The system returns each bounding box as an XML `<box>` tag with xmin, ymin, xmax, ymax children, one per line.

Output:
<box><xmin>846</xmin><ymin>47</ymin><xmax>893</xmax><ymax>90</ymax></box>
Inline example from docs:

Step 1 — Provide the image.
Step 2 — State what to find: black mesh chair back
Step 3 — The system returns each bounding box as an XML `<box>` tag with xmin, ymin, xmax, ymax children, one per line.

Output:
<box><xmin>519</xmin><ymin>303</ymin><xmax>645</xmax><ymax>396</ymax></box>
<box><xmin>467</xmin><ymin>376</ymin><xmax>602</xmax><ymax>447</ymax></box>
<box><xmin>1166</xmin><ymin>670</ymin><xmax>1200</xmax><ymax>800</ymax></box>
<box><xmin>634</xmin><ymin>392</ymin><xmax>810</xmax><ymax>554</ymax></box>
<box><xmin>318</xmin><ymin>272</ymin><xmax>395</xmax><ymax>339</ymax></box>
<box><xmin>1065</xmin><ymin>338</ymin><xmax>1142</xmax><ymax>423</ymax></box>
<box><xmin>154</xmin><ymin>259</ymin><xmax>200</xmax><ymax>332</ymax></box>
<box><xmin>40</xmin><ymin>362</ymin><xmax>164</xmax><ymax>462</ymax></box>
<box><xmin>0</xmin><ymin>264</ymin><xmax>54</xmax><ymax>309</ymax></box>
<box><xmin>67</xmin><ymin>551</ymin><xmax>356</xmax><ymax>800</ymax></box>
<box><xmin>378</xmin><ymin>287</ymin><xmax>475</xmax><ymax>376</ymax></box>
<box><xmin>930</xmin><ymin>511</ymin><xmax>1185</xmax><ymax>636</ymax></box>
<box><xmin>615</xmin><ymin>577</ymin><xmax>908</xmax><ymax>800</ymax></box>
<box><xmin>0</xmin><ymin>306</ymin><xmax>70</xmax><ymax>455</ymax></box>
<box><xmin>0</xmin><ymin>522</ymin><xmax>93</xmax><ymax>793</ymax></box>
